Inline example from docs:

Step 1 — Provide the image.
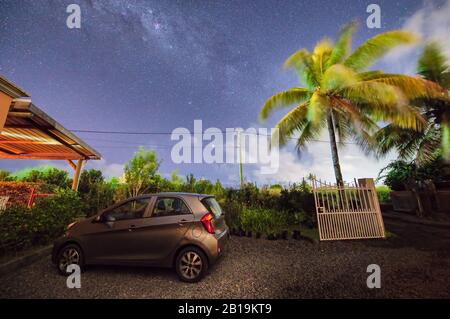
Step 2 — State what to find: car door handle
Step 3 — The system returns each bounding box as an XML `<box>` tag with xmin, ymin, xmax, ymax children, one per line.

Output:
<box><xmin>178</xmin><ymin>219</ymin><xmax>188</xmax><ymax>226</ymax></box>
<box><xmin>128</xmin><ymin>225</ymin><xmax>137</xmax><ymax>231</ymax></box>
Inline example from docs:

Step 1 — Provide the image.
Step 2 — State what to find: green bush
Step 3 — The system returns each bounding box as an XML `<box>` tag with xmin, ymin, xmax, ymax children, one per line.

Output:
<box><xmin>0</xmin><ymin>190</ymin><xmax>84</xmax><ymax>254</ymax></box>
<box><xmin>376</xmin><ymin>185</ymin><xmax>391</xmax><ymax>203</ymax></box>
<box><xmin>233</xmin><ymin>207</ymin><xmax>303</xmax><ymax>236</ymax></box>
<box><xmin>378</xmin><ymin>159</ymin><xmax>446</xmax><ymax>191</ymax></box>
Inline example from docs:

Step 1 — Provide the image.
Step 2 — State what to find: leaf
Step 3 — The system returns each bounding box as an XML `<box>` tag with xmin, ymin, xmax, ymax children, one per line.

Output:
<box><xmin>417</xmin><ymin>42</ymin><xmax>450</xmax><ymax>88</ymax></box>
<box><xmin>368</xmin><ymin>74</ymin><xmax>448</xmax><ymax>99</ymax></box>
<box><xmin>259</xmin><ymin>88</ymin><xmax>310</xmax><ymax>121</ymax></box>
<box><xmin>283</xmin><ymin>49</ymin><xmax>318</xmax><ymax>88</ymax></box>
<box><xmin>326</xmin><ymin>21</ymin><xmax>357</xmax><ymax>68</ymax></box>
<box><xmin>344</xmin><ymin>31</ymin><xmax>417</xmax><ymax>71</ymax></box>
<box><xmin>273</xmin><ymin>102</ymin><xmax>310</xmax><ymax>145</ymax></box>
<box><xmin>321</xmin><ymin>64</ymin><xmax>358</xmax><ymax>91</ymax></box>
<box><xmin>308</xmin><ymin>91</ymin><xmax>327</xmax><ymax>122</ymax></box>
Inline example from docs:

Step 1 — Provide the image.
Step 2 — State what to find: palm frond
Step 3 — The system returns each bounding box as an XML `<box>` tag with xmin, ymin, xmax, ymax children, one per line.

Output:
<box><xmin>368</xmin><ymin>74</ymin><xmax>448</xmax><ymax>99</ymax></box>
<box><xmin>329</xmin><ymin>97</ymin><xmax>378</xmax><ymax>155</ymax></box>
<box><xmin>321</xmin><ymin>64</ymin><xmax>358</xmax><ymax>91</ymax></box>
<box><xmin>308</xmin><ymin>91</ymin><xmax>327</xmax><ymax>122</ymax></box>
<box><xmin>283</xmin><ymin>49</ymin><xmax>318</xmax><ymax>88</ymax></box>
<box><xmin>295</xmin><ymin>117</ymin><xmax>326</xmax><ymax>151</ymax></box>
<box><xmin>326</xmin><ymin>21</ymin><xmax>357</xmax><ymax>68</ymax></box>
<box><xmin>375</xmin><ymin>123</ymin><xmax>441</xmax><ymax>166</ymax></box>
<box><xmin>344</xmin><ymin>31</ymin><xmax>417</xmax><ymax>71</ymax></box>
<box><xmin>418</xmin><ymin>42</ymin><xmax>449</xmax><ymax>88</ymax></box>
<box><xmin>344</xmin><ymin>85</ymin><xmax>424</xmax><ymax>130</ymax></box>
<box><xmin>259</xmin><ymin>88</ymin><xmax>310</xmax><ymax>121</ymax></box>
<box><xmin>312</xmin><ymin>38</ymin><xmax>333</xmax><ymax>78</ymax></box>
<box><xmin>273</xmin><ymin>102</ymin><xmax>310</xmax><ymax>146</ymax></box>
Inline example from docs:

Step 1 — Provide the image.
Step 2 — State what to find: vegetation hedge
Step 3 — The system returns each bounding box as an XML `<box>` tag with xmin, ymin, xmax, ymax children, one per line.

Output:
<box><xmin>0</xmin><ymin>190</ymin><xmax>84</xmax><ymax>254</ymax></box>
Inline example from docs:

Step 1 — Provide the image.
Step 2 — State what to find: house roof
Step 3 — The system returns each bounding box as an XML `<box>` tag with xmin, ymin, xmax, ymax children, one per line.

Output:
<box><xmin>0</xmin><ymin>76</ymin><xmax>101</xmax><ymax>161</ymax></box>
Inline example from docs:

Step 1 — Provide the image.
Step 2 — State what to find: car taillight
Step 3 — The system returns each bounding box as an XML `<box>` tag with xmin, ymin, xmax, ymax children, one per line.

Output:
<box><xmin>200</xmin><ymin>213</ymin><xmax>215</xmax><ymax>234</ymax></box>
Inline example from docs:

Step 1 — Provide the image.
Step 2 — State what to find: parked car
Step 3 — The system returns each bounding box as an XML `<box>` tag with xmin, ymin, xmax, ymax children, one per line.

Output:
<box><xmin>52</xmin><ymin>193</ymin><xmax>229</xmax><ymax>282</ymax></box>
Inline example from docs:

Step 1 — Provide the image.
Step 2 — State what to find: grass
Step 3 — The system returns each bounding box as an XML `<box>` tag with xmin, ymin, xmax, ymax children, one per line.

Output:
<box><xmin>300</xmin><ymin>227</ymin><xmax>320</xmax><ymax>242</ymax></box>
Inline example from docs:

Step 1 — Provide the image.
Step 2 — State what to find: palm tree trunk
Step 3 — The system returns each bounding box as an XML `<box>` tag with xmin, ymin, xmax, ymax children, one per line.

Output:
<box><xmin>326</xmin><ymin>111</ymin><xmax>344</xmax><ymax>186</ymax></box>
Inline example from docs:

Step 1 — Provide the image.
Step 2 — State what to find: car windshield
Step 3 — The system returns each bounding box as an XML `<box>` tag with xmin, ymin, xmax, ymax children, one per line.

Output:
<box><xmin>201</xmin><ymin>197</ymin><xmax>223</xmax><ymax>218</ymax></box>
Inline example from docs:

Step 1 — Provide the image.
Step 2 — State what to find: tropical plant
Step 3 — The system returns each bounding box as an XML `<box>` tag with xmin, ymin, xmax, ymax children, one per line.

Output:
<box><xmin>0</xmin><ymin>190</ymin><xmax>84</xmax><ymax>254</ymax></box>
<box><xmin>14</xmin><ymin>166</ymin><xmax>71</xmax><ymax>189</ymax></box>
<box><xmin>0</xmin><ymin>170</ymin><xmax>14</xmax><ymax>181</ymax></box>
<box><xmin>377</xmin><ymin>158</ymin><xmax>445</xmax><ymax>191</ymax></box>
<box><xmin>375</xmin><ymin>42</ymin><xmax>450</xmax><ymax>164</ymax></box>
<box><xmin>260</xmin><ymin>22</ymin><xmax>444</xmax><ymax>185</ymax></box>
<box><xmin>124</xmin><ymin>147</ymin><xmax>161</xmax><ymax>197</ymax></box>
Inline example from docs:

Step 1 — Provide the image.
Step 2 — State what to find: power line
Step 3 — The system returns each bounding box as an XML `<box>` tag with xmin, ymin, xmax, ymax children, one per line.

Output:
<box><xmin>72</xmin><ymin>128</ymin><xmax>359</xmax><ymax>145</ymax></box>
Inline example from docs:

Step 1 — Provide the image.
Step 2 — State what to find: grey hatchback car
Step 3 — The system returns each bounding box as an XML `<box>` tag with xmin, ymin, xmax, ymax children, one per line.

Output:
<box><xmin>52</xmin><ymin>193</ymin><xmax>229</xmax><ymax>282</ymax></box>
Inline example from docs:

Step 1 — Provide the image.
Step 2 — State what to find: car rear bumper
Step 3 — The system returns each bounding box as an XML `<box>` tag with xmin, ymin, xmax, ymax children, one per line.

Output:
<box><xmin>212</xmin><ymin>227</ymin><xmax>229</xmax><ymax>262</ymax></box>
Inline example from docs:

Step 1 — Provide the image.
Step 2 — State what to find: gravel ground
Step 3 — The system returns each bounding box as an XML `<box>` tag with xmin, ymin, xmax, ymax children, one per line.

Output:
<box><xmin>1</xmin><ymin>219</ymin><xmax>449</xmax><ymax>299</ymax></box>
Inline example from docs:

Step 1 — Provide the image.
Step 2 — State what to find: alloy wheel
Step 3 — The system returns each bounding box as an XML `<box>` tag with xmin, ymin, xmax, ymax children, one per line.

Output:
<box><xmin>59</xmin><ymin>247</ymin><xmax>80</xmax><ymax>273</ymax></box>
<box><xmin>179</xmin><ymin>251</ymin><xmax>203</xmax><ymax>280</ymax></box>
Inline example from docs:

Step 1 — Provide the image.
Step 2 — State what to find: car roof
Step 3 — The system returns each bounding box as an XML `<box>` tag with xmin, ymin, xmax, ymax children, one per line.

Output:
<box><xmin>131</xmin><ymin>192</ymin><xmax>213</xmax><ymax>200</ymax></box>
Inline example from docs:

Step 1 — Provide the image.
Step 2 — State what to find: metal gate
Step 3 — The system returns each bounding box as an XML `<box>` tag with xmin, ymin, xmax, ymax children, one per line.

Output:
<box><xmin>312</xmin><ymin>178</ymin><xmax>385</xmax><ymax>241</ymax></box>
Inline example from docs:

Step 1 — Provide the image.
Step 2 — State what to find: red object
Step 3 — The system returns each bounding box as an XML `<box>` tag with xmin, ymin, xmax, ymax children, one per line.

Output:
<box><xmin>27</xmin><ymin>188</ymin><xmax>53</xmax><ymax>208</ymax></box>
<box><xmin>200</xmin><ymin>213</ymin><xmax>215</xmax><ymax>234</ymax></box>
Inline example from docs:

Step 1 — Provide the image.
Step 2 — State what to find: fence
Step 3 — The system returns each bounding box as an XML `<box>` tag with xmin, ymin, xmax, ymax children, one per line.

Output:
<box><xmin>312</xmin><ymin>178</ymin><xmax>385</xmax><ymax>241</ymax></box>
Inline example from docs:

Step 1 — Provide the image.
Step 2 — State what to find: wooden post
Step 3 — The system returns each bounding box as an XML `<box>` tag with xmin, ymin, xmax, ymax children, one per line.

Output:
<box><xmin>71</xmin><ymin>159</ymin><xmax>85</xmax><ymax>191</ymax></box>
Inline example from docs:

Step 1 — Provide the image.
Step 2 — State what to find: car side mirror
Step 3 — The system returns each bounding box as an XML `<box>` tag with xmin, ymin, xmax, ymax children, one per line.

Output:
<box><xmin>93</xmin><ymin>215</ymin><xmax>102</xmax><ymax>223</ymax></box>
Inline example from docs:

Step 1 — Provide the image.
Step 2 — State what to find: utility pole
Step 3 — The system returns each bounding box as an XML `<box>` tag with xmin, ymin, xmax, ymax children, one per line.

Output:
<box><xmin>237</xmin><ymin>128</ymin><xmax>244</xmax><ymax>188</ymax></box>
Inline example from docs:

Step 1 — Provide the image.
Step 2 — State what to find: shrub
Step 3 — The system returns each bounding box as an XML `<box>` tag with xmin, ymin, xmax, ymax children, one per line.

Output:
<box><xmin>78</xmin><ymin>169</ymin><xmax>118</xmax><ymax>217</ymax></box>
<box><xmin>14</xmin><ymin>166</ymin><xmax>71</xmax><ymax>190</ymax></box>
<box><xmin>376</xmin><ymin>185</ymin><xmax>391</xmax><ymax>203</ymax></box>
<box><xmin>232</xmin><ymin>207</ymin><xmax>304</xmax><ymax>236</ymax></box>
<box><xmin>378</xmin><ymin>159</ymin><xmax>446</xmax><ymax>191</ymax></box>
<box><xmin>0</xmin><ymin>190</ymin><xmax>84</xmax><ymax>254</ymax></box>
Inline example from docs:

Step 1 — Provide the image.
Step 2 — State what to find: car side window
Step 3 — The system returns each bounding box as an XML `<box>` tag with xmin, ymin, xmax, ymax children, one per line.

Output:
<box><xmin>152</xmin><ymin>197</ymin><xmax>191</xmax><ymax>217</ymax></box>
<box><xmin>105</xmin><ymin>198</ymin><xmax>150</xmax><ymax>221</ymax></box>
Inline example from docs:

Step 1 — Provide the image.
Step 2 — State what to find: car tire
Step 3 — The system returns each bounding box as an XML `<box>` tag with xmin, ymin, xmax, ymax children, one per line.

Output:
<box><xmin>175</xmin><ymin>247</ymin><xmax>208</xmax><ymax>283</ymax></box>
<box><xmin>56</xmin><ymin>244</ymin><xmax>85</xmax><ymax>276</ymax></box>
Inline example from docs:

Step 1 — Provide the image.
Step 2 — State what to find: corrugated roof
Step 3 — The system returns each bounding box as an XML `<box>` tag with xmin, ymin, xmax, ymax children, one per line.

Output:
<box><xmin>0</xmin><ymin>77</ymin><xmax>101</xmax><ymax>161</ymax></box>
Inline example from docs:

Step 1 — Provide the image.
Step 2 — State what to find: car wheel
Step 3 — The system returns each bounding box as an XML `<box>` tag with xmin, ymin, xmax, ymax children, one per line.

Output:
<box><xmin>57</xmin><ymin>244</ymin><xmax>84</xmax><ymax>276</ymax></box>
<box><xmin>175</xmin><ymin>247</ymin><xmax>208</xmax><ymax>283</ymax></box>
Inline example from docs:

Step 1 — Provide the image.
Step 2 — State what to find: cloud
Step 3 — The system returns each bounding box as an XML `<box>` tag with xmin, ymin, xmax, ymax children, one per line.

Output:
<box><xmin>250</xmin><ymin>134</ymin><xmax>395</xmax><ymax>185</ymax></box>
<box><xmin>381</xmin><ymin>0</ymin><xmax>450</xmax><ymax>74</ymax></box>
<box><xmin>84</xmin><ymin>159</ymin><xmax>124</xmax><ymax>179</ymax></box>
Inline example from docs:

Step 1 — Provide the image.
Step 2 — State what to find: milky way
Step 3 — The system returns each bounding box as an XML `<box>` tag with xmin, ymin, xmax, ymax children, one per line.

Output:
<box><xmin>0</xmin><ymin>0</ymin><xmax>432</xmax><ymax>184</ymax></box>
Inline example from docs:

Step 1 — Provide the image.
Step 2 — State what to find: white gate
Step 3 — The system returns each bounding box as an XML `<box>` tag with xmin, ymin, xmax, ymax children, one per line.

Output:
<box><xmin>312</xmin><ymin>178</ymin><xmax>385</xmax><ymax>241</ymax></box>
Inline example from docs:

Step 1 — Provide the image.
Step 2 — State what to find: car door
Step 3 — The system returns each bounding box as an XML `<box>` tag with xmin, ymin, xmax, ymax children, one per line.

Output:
<box><xmin>82</xmin><ymin>197</ymin><xmax>153</xmax><ymax>264</ymax></box>
<box><xmin>133</xmin><ymin>196</ymin><xmax>194</xmax><ymax>263</ymax></box>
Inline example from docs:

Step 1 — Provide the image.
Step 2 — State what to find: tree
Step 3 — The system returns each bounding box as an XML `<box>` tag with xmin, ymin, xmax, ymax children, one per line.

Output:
<box><xmin>124</xmin><ymin>147</ymin><xmax>161</xmax><ymax>197</ymax></box>
<box><xmin>18</xmin><ymin>166</ymin><xmax>70</xmax><ymax>189</ymax></box>
<box><xmin>0</xmin><ymin>170</ymin><xmax>14</xmax><ymax>181</ymax></box>
<box><xmin>375</xmin><ymin>42</ymin><xmax>450</xmax><ymax>165</ymax></box>
<box><xmin>260</xmin><ymin>22</ymin><xmax>444</xmax><ymax>185</ymax></box>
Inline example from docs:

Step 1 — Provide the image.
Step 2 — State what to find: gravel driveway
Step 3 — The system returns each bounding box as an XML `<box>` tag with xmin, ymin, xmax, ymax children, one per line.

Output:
<box><xmin>1</xmin><ymin>219</ymin><xmax>449</xmax><ymax>298</ymax></box>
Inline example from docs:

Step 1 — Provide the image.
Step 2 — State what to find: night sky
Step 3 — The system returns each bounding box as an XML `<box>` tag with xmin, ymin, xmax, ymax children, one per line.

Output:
<box><xmin>0</xmin><ymin>0</ymin><xmax>447</xmax><ymax>185</ymax></box>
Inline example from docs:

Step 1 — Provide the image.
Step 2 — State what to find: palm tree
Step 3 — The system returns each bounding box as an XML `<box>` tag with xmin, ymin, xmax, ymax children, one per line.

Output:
<box><xmin>375</xmin><ymin>42</ymin><xmax>450</xmax><ymax>165</ymax></box>
<box><xmin>260</xmin><ymin>22</ymin><xmax>445</xmax><ymax>185</ymax></box>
